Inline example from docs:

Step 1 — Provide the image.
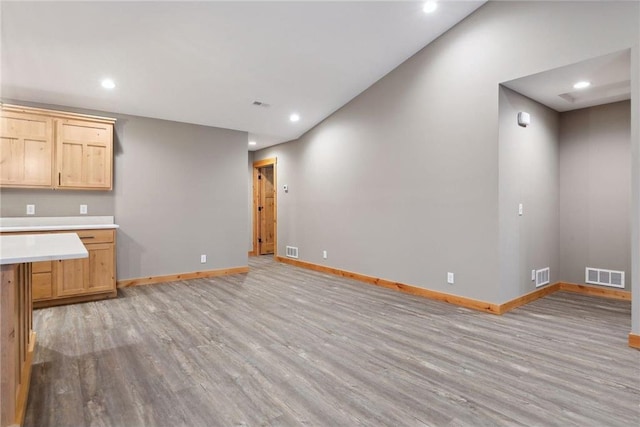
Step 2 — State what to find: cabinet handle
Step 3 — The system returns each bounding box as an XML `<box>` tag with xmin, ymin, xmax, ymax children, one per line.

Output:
<box><xmin>80</xmin><ymin>236</ymin><xmax>95</xmax><ymax>239</ymax></box>
<box><xmin>58</xmin><ymin>172</ymin><xmax>61</xmax><ymax>185</ymax></box>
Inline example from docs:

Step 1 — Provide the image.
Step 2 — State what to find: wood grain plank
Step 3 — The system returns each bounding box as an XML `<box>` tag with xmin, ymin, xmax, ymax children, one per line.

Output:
<box><xmin>24</xmin><ymin>256</ymin><xmax>640</xmax><ymax>427</ymax></box>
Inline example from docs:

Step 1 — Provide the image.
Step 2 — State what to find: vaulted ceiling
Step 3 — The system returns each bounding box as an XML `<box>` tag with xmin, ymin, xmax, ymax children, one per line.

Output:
<box><xmin>1</xmin><ymin>1</ymin><xmax>485</xmax><ymax>150</ymax></box>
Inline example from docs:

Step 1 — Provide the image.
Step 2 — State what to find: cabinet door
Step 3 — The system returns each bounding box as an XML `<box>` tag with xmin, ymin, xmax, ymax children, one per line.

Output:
<box><xmin>0</xmin><ymin>112</ymin><xmax>53</xmax><ymax>187</ymax></box>
<box><xmin>53</xmin><ymin>243</ymin><xmax>115</xmax><ymax>298</ymax></box>
<box><xmin>54</xmin><ymin>258</ymin><xmax>87</xmax><ymax>297</ymax></box>
<box><xmin>86</xmin><ymin>243</ymin><xmax>115</xmax><ymax>293</ymax></box>
<box><xmin>56</xmin><ymin>119</ymin><xmax>113</xmax><ymax>189</ymax></box>
<box><xmin>32</xmin><ymin>272</ymin><xmax>54</xmax><ymax>300</ymax></box>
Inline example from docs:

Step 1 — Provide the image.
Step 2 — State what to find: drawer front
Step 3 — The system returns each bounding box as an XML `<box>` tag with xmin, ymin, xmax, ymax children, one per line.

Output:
<box><xmin>33</xmin><ymin>272</ymin><xmax>53</xmax><ymax>300</ymax></box>
<box><xmin>76</xmin><ymin>229</ymin><xmax>114</xmax><ymax>244</ymax></box>
<box><xmin>32</xmin><ymin>261</ymin><xmax>52</xmax><ymax>274</ymax></box>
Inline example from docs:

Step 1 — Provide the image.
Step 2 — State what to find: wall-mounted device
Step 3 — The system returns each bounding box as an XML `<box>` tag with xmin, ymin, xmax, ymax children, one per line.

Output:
<box><xmin>517</xmin><ymin>112</ymin><xmax>530</xmax><ymax>127</ymax></box>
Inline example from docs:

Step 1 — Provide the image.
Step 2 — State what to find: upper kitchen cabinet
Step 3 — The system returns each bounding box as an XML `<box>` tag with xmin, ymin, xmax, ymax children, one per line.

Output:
<box><xmin>0</xmin><ymin>110</ymin><xmax>54</xmax><ymax>188</ymax></box>
<box><xmin>57</xmin><ymin>119</ymin><xmax>113</xmax><ymax>190</ymax></box>
<box><xmin>0</xmin><ymin>104</ymin><xmax>115</xmax><ymax>191</ymax></box>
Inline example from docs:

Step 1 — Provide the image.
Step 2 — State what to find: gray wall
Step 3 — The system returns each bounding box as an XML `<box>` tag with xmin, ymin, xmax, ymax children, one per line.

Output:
<box><xmin>0</xmin><ymin>189</ymin><xmax>114</xmax><ymax>216</ymax></box>
<box><xmin>559</xmin><ymin>101</ymin><xmax>631</xmax><ymax>290</ymax></box>
<box><xmin>0</xmin><ymin>102</ymin><xmax>249</xmax><ymax>281</ymax></box>
<box><xmin>255</xmin><ymin>1</ymin><xmax>639</xmax><ymax>304</ymax></box>
<box><xmin>498</xmin><ymin>87</ymin><xmax>560</xmax><ymax>301</ymax></box>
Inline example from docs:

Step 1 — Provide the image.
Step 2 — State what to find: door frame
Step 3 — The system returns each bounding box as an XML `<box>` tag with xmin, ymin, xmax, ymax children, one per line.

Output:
<box><xmin>252</xmin><ymin>157</ymin><xmax>277</xmax><ymax>257</ymax></box>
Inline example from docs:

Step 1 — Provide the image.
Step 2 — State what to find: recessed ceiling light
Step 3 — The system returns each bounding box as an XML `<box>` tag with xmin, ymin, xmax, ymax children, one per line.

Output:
<box><xmin>101</xmin><ymin>78</ymin><xmax>116</xmax><ymax>89</ymax></box>
<box><xmin>423</xmin><ymin>1</ymin><xmax>438</xmax><ymax>14</ymax></box>
<box><xmin>248</xmin><ymin>141</ymin><xmax>257</xmax><ymax>146</ymax></box>
<box><xmin>573</xmin><ymin>81</ymin><xmax>591</xmax><ymax>89</ymax></box>
<box><xmin>289</xmin><ymin>113</ymin><xmax>300</xmax><ymax>122</ymax></box>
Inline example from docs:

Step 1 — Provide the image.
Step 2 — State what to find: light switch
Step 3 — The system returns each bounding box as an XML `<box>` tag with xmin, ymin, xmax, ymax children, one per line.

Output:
<box><xmin>447</xmin><ymin>272</ymin><xmax>454</xmax><ymax>284</ymax></box>
<box><xmin>518</xmin><ymin>203</ymin><xmax>523</xmax><ymax>216</ymax></box>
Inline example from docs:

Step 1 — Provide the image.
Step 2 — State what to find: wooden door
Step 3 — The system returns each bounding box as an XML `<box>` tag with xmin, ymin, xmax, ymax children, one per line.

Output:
<box><xmin>258</xmin><ymin>166</ymin><xmax>275</xmax><ymax>255</ymax></box>
<box><xmin>56</xmin><ymin>119</ymin><xmax>113</xmax><ymax>189</ymax></box>
<box><xmin>54</xmin><ymin>258</ymin><xmax>87</xmax><ymax>297</ymax></box>
<box><xmin>86</xmin><ymin>243</ymin><xmax>115</xmax><ymax>293</ymax></box>
<box><xmin>0</xmin><ymin>112</ymin><xmax>53</xmax><ymax>187</ymax></box>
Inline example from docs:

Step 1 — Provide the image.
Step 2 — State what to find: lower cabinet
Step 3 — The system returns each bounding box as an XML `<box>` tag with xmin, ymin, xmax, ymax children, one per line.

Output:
<box><xmin>29</xmin><ymin>229</ymin><xmax>117</xmax><ymax>307</ymax></box>
<box><xmin>32</xmin><ymin>260</ymin><xmax>54</xmax><ymax>300</ymax></box>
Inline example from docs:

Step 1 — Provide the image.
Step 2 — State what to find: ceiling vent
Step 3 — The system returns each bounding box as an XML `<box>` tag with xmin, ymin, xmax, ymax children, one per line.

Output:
<box><xmin>585</xmin><ymin>267</ymin><xmax>624</xmax><ymax>288</ymax></box>
<box><xmin>252</xmin><ymin>101</ymin><xmax>270</xmax><ymax>108</ymax></box>
<box><xmin>558</xmin><ymin>80</ymin><xmax>631</xmax><ymax>105</ymax></box>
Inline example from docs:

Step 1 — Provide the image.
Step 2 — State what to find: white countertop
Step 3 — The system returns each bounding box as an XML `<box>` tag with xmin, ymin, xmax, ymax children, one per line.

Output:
<box><xmin>0</xmin><ymin>216</ymin><xmax>119</xmax><ymax>233</ymax></box>
<box><xmin>0</xmin><ymin>233</ymin><xmax>88</xmax><ymax>265</ymax></box>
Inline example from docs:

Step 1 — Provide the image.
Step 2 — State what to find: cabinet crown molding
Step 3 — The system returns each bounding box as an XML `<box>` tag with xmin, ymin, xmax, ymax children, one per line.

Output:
<box><xmin>1</xmin><ymin>103</ymin><xmax>116</xmax><ymax>124</ymax></box>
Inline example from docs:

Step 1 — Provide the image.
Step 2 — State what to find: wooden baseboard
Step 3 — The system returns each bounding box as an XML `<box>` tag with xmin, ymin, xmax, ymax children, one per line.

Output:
<box><xmin>558</xmin><ymin>282</ymin><xmax>631</xmax><ymax>300</ymax></box>
<box><xmin>629</xmin><ymin>333</ymin><xmax>640</xmax><ymax>349</ymax></box>
<box><xmin>275</xmin><ymin>258</ymin><xmax>635</xmax><ymax>317</ymax></box>
<box><xmin>497</xmin><ymin>283</ymin><xmax>561</xmax><ymax>314</ymax></box>
<box><xmin>15</xmin><ymin>331</ymin><xmax>36</xmax><ymax>426</ymax></box>
<box><xmin>117</xmin><ymin>266</ymin><xmax>249</xmax><ymax>288</ymax></box>
<box><xmin>275</xmin><ymin>256</ymin><xmax>500</xmax><ymax>314</ymax></box>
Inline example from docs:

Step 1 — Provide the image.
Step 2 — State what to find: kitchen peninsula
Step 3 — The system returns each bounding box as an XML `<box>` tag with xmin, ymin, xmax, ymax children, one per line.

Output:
<box><xmin>0</xmin><ymin>233</ymin><xmax>87</xmax><ymax>427</ymax></box>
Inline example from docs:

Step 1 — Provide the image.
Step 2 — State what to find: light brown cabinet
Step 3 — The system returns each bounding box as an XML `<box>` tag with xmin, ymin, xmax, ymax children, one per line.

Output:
<box><xmin>86</xmin><ymin>242</ymin><xmax>115</xmax><ymax>293</ymax></box>
<box><xmin>0</xmin><ymin>111</ymin><xmax>54</xmax><ymax>188</ymax></box>
<box><xmin>57</xmin><ymin>118</ymin><xmax>113</xmax><ymax>189</ymax></box>
<box><xmin>32</xmin><ymin>260</ymin><xmax>54</xmax><ymax>300</ymax></box>
<box><xmin>54</xmin><ymin>257</ymin><xmax>86</xmax><ymax>297</ymax></box>
<box><xmin>5</xmin><ymin>229</ymin><xmax>117</xmax><ymax>308</ymax></box>
<box><xmin>0</xmin><ymin>104</ymin><xmax>115</xmax><ymax>190</ymax></box>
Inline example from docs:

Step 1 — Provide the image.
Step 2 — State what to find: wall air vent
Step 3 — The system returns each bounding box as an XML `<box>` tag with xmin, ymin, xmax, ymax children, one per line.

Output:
<box><xmin>535</xmin><ymin>267</ymin><xmax>550</xmax><ymax>288</ymax></box>
<box><xmin>585</xmin><ymin>267</ymin><xmax>625</xmax><ymax>288</ymax></box>
<box><xmin>285</xmin><ymin>246</ymin><xmax>299</xmax><ymax>259</ymax></box>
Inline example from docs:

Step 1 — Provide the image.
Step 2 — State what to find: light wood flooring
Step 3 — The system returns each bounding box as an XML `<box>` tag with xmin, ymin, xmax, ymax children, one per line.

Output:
<box><xmin>25</xmin><ymin>256</ymin><xmax>639</xmax><ymax>426</ymax></box>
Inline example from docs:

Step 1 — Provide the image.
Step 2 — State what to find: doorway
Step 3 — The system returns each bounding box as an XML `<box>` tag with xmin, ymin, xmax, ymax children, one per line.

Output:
<box><xmin>252</xmin><ymin>157</ymin><xmax>277</xmax><ymax>256</ymax></box>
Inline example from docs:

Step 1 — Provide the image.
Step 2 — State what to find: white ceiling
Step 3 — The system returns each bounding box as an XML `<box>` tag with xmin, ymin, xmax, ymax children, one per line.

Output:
<box><xmin>1</xmin><ymin>1</ymin><xmax>485</xmax><ymax>151</ymax></box>
<box><xmin>502</xmin><ymin>50</ymin><xmax>631</xmax><ymax>113</ymax></box>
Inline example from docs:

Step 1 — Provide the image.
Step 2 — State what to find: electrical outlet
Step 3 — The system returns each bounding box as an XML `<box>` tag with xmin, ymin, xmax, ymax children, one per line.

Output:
<box><xmin>447</xmin><ymin>272</ymin><xmax>454</xmax><ymax>284</ymax></box>
<box><xmin>322</xmin><ymin>250</ymin><xmax>327</xmax><ymax>259</ymax></box>
<box><xmin>26</xmin><ymin>204</ymin><xmax>35</xmax><ymax>215</ymax></box>
<box><xmin>200</xmin><ymin>254</ymin><xmax>207</xmax><ymax>263</ymax></box>
<box><xmin>80</xmin><ymin>204</ymin><xmax>88</xmax><ymax>215</ymax></box>
<box><xmin>531</xmin><ymin>269</ymin><xmax>536</xmax><ymax>281</ymax></box>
